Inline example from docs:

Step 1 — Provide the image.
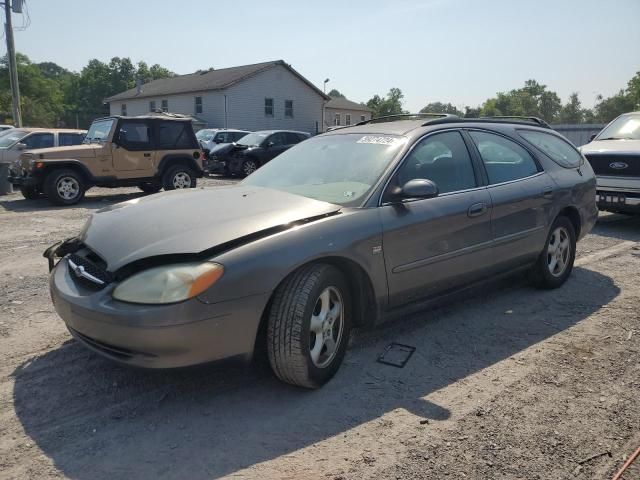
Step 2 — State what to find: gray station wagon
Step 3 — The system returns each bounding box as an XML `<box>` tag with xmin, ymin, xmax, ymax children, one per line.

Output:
<box><xmin>45</xmin><ymin>114</ymin><xmax>597</xmax><ymax>389</ymax></box>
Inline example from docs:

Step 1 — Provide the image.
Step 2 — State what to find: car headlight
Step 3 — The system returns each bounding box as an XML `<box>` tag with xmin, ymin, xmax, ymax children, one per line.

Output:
<box><xmin>112</xmin><ymin>262</ymin><xmax>224</xmax><ymax>304</ymax></box>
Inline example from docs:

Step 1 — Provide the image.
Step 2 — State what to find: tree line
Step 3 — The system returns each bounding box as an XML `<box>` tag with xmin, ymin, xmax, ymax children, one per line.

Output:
<box><xmin>0</xmin><ymin>53</ymin><xmax>173</xmax><ymax>128</ymax></box>
<box><xmin>333</xmin><ymin>70</ymin><xmax>640</xmax><ymax>125</ymax></box>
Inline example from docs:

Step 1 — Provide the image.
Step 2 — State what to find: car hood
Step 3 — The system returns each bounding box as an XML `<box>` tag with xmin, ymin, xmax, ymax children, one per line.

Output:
<box><xmin>580</xmin><ymin>139</ymin><xmax>640</xmax><ymax>155</ymax></box>
<box><xmin>80</xmin><ymin>185</ymin><xmax>342</xmax><ymax>271</ymax></box>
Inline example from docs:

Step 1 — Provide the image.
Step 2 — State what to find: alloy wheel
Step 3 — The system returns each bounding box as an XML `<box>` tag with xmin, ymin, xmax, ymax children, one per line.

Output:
<box><xmin>309</xmin><ymin>286</ymin><xmax>344</xmax><ymax>368</ymax></box>
<box><xmin>56</xmin><ymin>177</ymin><xmax>80</xmax><ymax>200</ymax></box>
<box><xmin>172</xmin><ymin>172</ymin><xmax>192</xmax><ymax>189</ymax></box>
<box><xmin>242</xmin><ymin>160</ymin><xmax>257</xmax><ymax>176</ymax></box>
<box><xmin>547</xmin><ymin>226</ymin><xmax>571</xmax><ymax>277</ymax></box>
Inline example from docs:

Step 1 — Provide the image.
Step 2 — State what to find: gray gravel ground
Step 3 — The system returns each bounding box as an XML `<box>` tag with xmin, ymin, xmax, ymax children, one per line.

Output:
<box><xmin>0</xmin><ymin>178</ymin><xmax>639</xmax><ymax>479</ymax></box>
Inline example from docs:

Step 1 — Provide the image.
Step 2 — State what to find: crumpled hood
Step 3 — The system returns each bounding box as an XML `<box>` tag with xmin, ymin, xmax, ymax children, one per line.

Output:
<box><xmin>80</xmin><ymin>185</ymin><xmax>341</xmax><ymax>271</ymax></box>
<box><xmin>580</xmin><ymin>139</ymin><xmax>640</xmax><ymax>155</ymax></box>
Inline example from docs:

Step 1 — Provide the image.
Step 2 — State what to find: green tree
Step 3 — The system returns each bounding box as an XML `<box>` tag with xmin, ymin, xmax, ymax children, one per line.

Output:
<box><xmin>367</xmin><ymin>88</ymin><xmax>407</xmax><ymax>118</ymax></box>
<box><xmin>558</xmin><ymin>93</ymin><xmax>584</xmax><ymax>124</ymax></box>
<box><xmin>327</xmin><ymin>88</ymin><xmax>345</xmax><ymax>98</ymax></box>
<box><xmin>479</xmin><ymin>79</ymin><xmax>562</xmax><ymax>122</ymax></box>
<box><xmin>419</xmin><ymin>102</ymin><xmax>463</xmax><ymax>116</ymax></box>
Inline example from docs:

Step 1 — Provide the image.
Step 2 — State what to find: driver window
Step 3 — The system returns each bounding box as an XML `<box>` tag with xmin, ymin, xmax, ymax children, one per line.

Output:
<box><xmin>266</xmin><ymin>133</ymin><xmax>286</xmax><ymax>147</ymax></box>
<box><xmin>117</xmin><ymin>121</ymin><xmax>151</xmax><ymax>148</ymax></box>
<box><xmin>22</xmin><ymin>133</ymin><xmax>54</xmax><ymax>149</ymax></box>
<box><xmin>395</xmin><ymin>131</ymin><xmax>477</xmax><ymax>194</ymax></box>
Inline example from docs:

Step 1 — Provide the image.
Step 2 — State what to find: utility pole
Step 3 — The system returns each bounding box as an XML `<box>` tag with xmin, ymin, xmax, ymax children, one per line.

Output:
<box><xmin>4</xmin><ymin>0</ymin><xmax>22</xmax><ymax>126</ymax></box>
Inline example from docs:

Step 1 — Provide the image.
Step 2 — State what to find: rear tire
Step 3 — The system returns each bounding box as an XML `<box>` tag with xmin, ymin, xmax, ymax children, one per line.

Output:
<box><xmin>138</xmin><ymin>182</ymin><xmax>162</xmax><ymax>194</ymax></box>
<box><xmin>20</xmin><ymin>185</ymin><xmax>41</xmax><ymax>200</ymax></box>
<box><xmin>43</xmin><ymin>169</ymin><xmax>85</xmax><ymax>206</ymax></box>
<box><xmin>529</xmin><ymin>216</ymin><xmax>576</xmax><ymax>289</ymax></box>
<box><xmin>267</xmin><ymin>264</ymin><xmax>352</xmax><ymax>389</ymax></box>
<box><xmin>162</xmin><ymin>165</ymin><xmax>197</xmax><ymax>190</ymax></box>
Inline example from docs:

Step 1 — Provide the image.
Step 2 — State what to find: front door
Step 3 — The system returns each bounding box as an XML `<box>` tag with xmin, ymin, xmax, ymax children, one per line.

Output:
<box><xmin>380</xmin><ymin>130</ymin><xmax>494</xmax><ymax>307</ymax></box>
<box><xmin>261</xmin><ymin>132</ymin><xmax>289</xmax><ymax>162</ymax></box>
<box><xmin>466</xmin><ymin>129</ymin><xmax>555</xmax><ymax>270</ymax></box>
<box><xmin>112</xmin><ymin>120</ymin><xmax>155</xmax><ymax>174</ymax></box>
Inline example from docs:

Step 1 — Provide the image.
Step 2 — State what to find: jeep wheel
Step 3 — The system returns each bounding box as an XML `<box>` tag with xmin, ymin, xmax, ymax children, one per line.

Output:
<box><xmin>241</xmin><ymin>159</ymin><xmax>259</xmax><ymax>177</ymax></box>
<box><xmin>138</xmin><ymin>182</ymin><xmax>162</xmax><ymax>194</ymax></box>
<box><xmin>162</xmin><ymin>165</ymin><xmax>197</xmax><ymax>190</ymax></box>
<box><xmin>43</xmin><ymin>169</ymin><xmax>86</xmax><ymax>206</ymax></box>
<box><xmin>20</xmin><ymin>185</ymin><xmax>41</xmax><ymax>200</ymax></box>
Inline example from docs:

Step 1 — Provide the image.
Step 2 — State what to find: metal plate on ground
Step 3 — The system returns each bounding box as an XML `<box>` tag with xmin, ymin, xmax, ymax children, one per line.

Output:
<box><xmin>377</xmin><ymin>343</ymin><xmax>416</xmax><ymax>368</ymax></box>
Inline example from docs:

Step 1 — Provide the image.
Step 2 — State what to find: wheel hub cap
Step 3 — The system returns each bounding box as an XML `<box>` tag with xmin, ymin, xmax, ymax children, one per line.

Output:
<box><xmin>56</xmin><ymin>177</ymin><xmax>79</xmax><ymax>200</ymax></box>
<box><xmin>309</xmin><ymin>286</ymin><xmax>344</xmax><ymax>368</ymax></box>
<box><xmin>547</xmin><ymin>226</ymin><xmax>571</xmax><ymax>277</ymax></box>
<box><xmin>173</xmin><ymin>172</ymin><xmax>191</xmax><ymax>188</ymax></box>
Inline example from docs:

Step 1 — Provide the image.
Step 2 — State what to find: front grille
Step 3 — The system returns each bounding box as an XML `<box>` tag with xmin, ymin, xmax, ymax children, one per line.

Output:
<box><xmin>585</xmin><ymin>154</ymin><xmax>640</xmax><ymax>177</ymax></box>
<box><xmin>67</xmin><ymin>253</ymin><xmax>113</xmax><ymax>290</ymax></box>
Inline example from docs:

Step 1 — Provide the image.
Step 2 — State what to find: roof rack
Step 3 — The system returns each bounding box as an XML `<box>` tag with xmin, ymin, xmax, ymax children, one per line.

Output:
<box><xmin>424</xmin><ymin>115</ymin><xmax>552</xmax><ymax>129</ymax></box>
<box><xmin>479</xmin><ymin>116</ymin><xmax>551</xmax><ymax>128</ymax></box>
<box><xmin>356</xmin><ymin>113</ymin><xmax>458</xmax><ymax>126</ymax></box>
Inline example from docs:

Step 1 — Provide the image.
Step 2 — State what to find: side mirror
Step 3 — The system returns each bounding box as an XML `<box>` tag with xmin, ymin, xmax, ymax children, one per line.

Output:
<box><xmin>589</xmin><ymin>133</ymin><xmax>597</xmax><ymax>142</ymax></box>
<box><xmin>400</xmin><ymin>178</ymin><xmax>439</xmax><ymax>199</ymax></box>
<box><xmin>15</xmin><ymin>143</ymin><xmax>27</xmax><ymax>150</ymax></box>
<box><xmin>266</xmin><ymin>141</ymin><xmax>274</xmax><ymax>148</ymax></box>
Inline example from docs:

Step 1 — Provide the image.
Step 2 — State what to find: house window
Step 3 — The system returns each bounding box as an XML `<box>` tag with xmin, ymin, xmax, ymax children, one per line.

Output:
<box><xmin>195</xmin><ymin>96</ymin><xmax>203</xmax><ymax>114</ymax></box>
<box><xmin>360</xmin><ymin>115</ymin><xmax>366</xmax><ymax>122</ymax></box>
<box><xmin>149</xmin><ymin>100</ymin><xmax>156</xmax><ymax>112</ymax></box>
<box><xmin>334</xmin><ymin>113</ymin><xmax>341</xmax><ymax>126</ymax></box>
<box><xmin>161</xmin><ymin>99</ymin><xmax>168</xmax><ymax>112</ymax></box>
<box><xmin>285</xmin><ymin>99</ymin><xmax>293</xmax><ymax>118</ymax></box>
<box><xmin>346</xmin><ymin>114</ymin><xmax>351</xmax><ymax>125</ymax></box>
<box><xmin>265</xmin><ymin>98</ymin><xmax>274</xmax><ymax>117</ymax></box>
<box><xmin>121</xmin><ymin>103</ymin><xmax>127</xmax><ymax>116</ymax></box>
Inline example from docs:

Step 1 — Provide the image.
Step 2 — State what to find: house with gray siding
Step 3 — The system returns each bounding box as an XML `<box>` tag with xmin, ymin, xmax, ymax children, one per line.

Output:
<box><xmin>324</xmin><ymin>97</ymin><xmax>372</xmax><ymax>131</ymax></box>
<box><xmin>105</xmin><ymin>60</ymin><xmax>330</xmax><ymax>134</ymax></box>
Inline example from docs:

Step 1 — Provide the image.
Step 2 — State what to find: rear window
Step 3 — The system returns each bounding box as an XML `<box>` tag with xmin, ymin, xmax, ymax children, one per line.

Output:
<box><xmin>158</xmin><ymin>122</ymin><xmax>194</xmax><ymax>149</ymax></box>
<box><xmin>518</xmin><ymin>130</ymin><xmax>583</xmax><ymax>168</ymax></box>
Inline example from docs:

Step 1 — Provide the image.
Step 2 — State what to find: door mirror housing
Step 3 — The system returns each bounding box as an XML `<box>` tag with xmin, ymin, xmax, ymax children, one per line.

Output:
<box><xmin>266</xmin><ymin>141</ymin><xmax>274</xmax><ymax>148</ymax></box>
<box><xmin>589</xmin><ymin>133</ymin><xmax>597</xmax><ymax>142</ymax></box>
<box><xmin>15</xmin><ymin>142</ymin><xmax>27</xmax><ymax>150</ymax></box>
<box><xmin>400</xmin><ymin>178</ymin><xmax>439</xmax><ymax>199</ymax></box>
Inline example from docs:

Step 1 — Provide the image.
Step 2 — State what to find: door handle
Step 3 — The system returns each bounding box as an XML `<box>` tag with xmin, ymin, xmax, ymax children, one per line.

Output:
<box><xmin>467</xmin><ymin>202</ymin><xmax>488</xmax><ymax>218</ymax></box>
<box><xmin>143</xmin><ymin>153</ymin><xmax>151</xmax><ymax>157</ymax></box>
<box><xmin>542</xmin><ymin>186</ymin><xmax>554</xmax><ymax>198</ymax></box>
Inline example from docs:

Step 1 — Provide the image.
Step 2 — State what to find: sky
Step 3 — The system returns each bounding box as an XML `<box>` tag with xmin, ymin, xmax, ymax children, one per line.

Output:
<box><xmin>4</xmin><ymin>0</ymin><xmax>640</xmax><ymax>112</ymax></box>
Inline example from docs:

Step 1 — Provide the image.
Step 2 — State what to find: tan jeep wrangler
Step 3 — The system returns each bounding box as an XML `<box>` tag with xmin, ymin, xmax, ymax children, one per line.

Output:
<box><xmin>8</xmin><ymin>114</ymin><xmax>204</xmax><ymax>205</ymax></box>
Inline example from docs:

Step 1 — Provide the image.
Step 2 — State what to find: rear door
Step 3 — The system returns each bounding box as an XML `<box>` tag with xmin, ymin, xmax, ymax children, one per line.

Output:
<box><xmin>112</xmin><ymin>120</ymin><xmax>155</xmax><ymax>173</ymax></box>
<box><xmin>466</xmin><ymin>129</ymin><xmax>555</xmax><ymax>270</ymax></box>
<box><xmin>380</xmin><ymin>130</ymin><xmax>494</xmax><ymax>306</ymax></box>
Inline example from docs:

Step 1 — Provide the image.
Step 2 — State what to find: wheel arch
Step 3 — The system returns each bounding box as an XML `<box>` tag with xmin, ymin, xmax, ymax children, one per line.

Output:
<box><xmin>557</xmin><ymin>206</ymin><xmax>581</xmax><ymax>238</ymax></box>
<box><xmin>252</xmin><ymin>255</ymin><xmax>378</xmax><ymax>356</ymax></box>
<box><xmin>38</xmin><ymin>161</ymin><xmax>94</xmax><ymax>184</ymax></box>
<box><xmin>157</xmin><ymin>154</ymin><xmax>203</xmax><ymax>177</ymax></box>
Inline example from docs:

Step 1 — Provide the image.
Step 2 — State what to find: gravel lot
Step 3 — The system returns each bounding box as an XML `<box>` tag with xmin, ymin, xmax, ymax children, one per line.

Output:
<box><xmin>1</xmin><ymin>178</ymin><xmax>639</xmax><ymax>480</ymax></box>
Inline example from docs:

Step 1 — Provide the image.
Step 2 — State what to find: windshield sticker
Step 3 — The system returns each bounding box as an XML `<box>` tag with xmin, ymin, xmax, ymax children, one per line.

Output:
<box><xmin>357</xmin><ymin>136</ymin><xmax>397</xmax><ymax>145</ymax></box>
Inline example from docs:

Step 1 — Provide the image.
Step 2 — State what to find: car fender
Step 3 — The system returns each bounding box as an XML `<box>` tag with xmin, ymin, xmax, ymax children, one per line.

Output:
<box><xmin>33</xmin><ymin>159</ymin><xmax>97</xmax><ymax>182</ymax></box>
<box><xmin>197</xmin><ymin>207</ymin><xmax>388</xmax><ymax>313</ymax></box>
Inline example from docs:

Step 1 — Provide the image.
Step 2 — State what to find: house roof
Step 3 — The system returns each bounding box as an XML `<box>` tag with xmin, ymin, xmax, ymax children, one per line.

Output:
<box><xmin>105</xmin><ymin>60</ymin><xmax>330</xmax><ymax>102</ymax></box>
<box><xmin>325</xmin><ymin>96</ymin><xmax>372</xmax><ymax>113</ymax></box>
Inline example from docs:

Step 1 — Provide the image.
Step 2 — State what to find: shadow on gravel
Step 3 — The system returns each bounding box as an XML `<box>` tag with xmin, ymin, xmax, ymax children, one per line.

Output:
<box><xmin>0</xmin><ymin>191</ymin><xmax>148</xmax><ymax>213</ymax></box>
<box><xmin>12</xmin><ymin>267</ymin><xmax>618</xmax><ymax>479</ymax></box>
<box><xmin>593</xmin><ymin>213</ymin><xmax>640</xmax><ymax>241</ymax></box>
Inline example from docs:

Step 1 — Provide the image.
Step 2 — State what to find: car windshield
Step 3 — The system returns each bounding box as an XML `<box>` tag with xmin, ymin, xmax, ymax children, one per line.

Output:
<box><xmin>84</xmin><ymin>118</ymin><xmax>115</xmax><ymax>143</ymax></box>
<box><xmin>242</xmin><ymin>133</ymin><xmax>406</xmax><ymax>206</ymax></box>
<box><xmin>196</xmin><ymin>129</ymin><xmax>215</xmax><ymax>141</ymax></box>
<box><xmin>237</xmin><ymin>132</ymin><xmax>268</xmax><ymax>146</ymax></box>
<box><xmin>596</xmin><ymin>113</ymin><xmax>640</xmax><ymax>140</ymax></box>
<box><xmin>0</xmin><ymin>129</ymin><xmax>27</xmax><ymax>148</ymax></box>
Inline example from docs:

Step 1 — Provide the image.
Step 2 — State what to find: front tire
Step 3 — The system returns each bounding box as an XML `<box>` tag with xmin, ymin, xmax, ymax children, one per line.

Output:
<box><xmin>162</xmin><ymin>165</ymin><xmax>197</xmax><ymax>190</ymax></box>
<box><xmin>43</xmin><ymin>169</ymin><xmax>85</xmax><ymax>206</ymax></box>
<box><xmin>20</xmin><ymin>185</ymin><xmax>41</xmax><ymax>200</ymax></box>
<box><xmin>267</xmin><ymin>264</ymin><xmax>352</xmax><ymax>389</ymax></box>
<box><xmin>530</xmin><ymin>216</ymin><xmax>576</xmax><ymax>289</ymax></box>
<box><xmin>241</xmin><ymin>159</ymin><xmax>259</xmax><ymax>177</ymax></box>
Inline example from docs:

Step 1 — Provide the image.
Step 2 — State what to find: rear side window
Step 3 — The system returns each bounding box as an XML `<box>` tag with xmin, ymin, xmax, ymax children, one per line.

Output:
<box><xmin>158</xmin><ymin>122</ymin><xmax>194</xmax><ymax>149</ymax></box>
<box><xmin>469</xmin><ymin>131</ymin><xmax>540</xmax><ymax>185</ymax></box>
<box><xmin>518</xmin><ymin>130</ymin><xmax>583</xmax><ymax>168</ymax></box>
<box><xmin>22</xmin><ymin>133</ymin><xmax>54</xmax><ymax>149</ymax></box>
<box><xmin>59</xmin><ymin>133</ymin><xmax>84</xmax><ymax>146</ymax></box>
